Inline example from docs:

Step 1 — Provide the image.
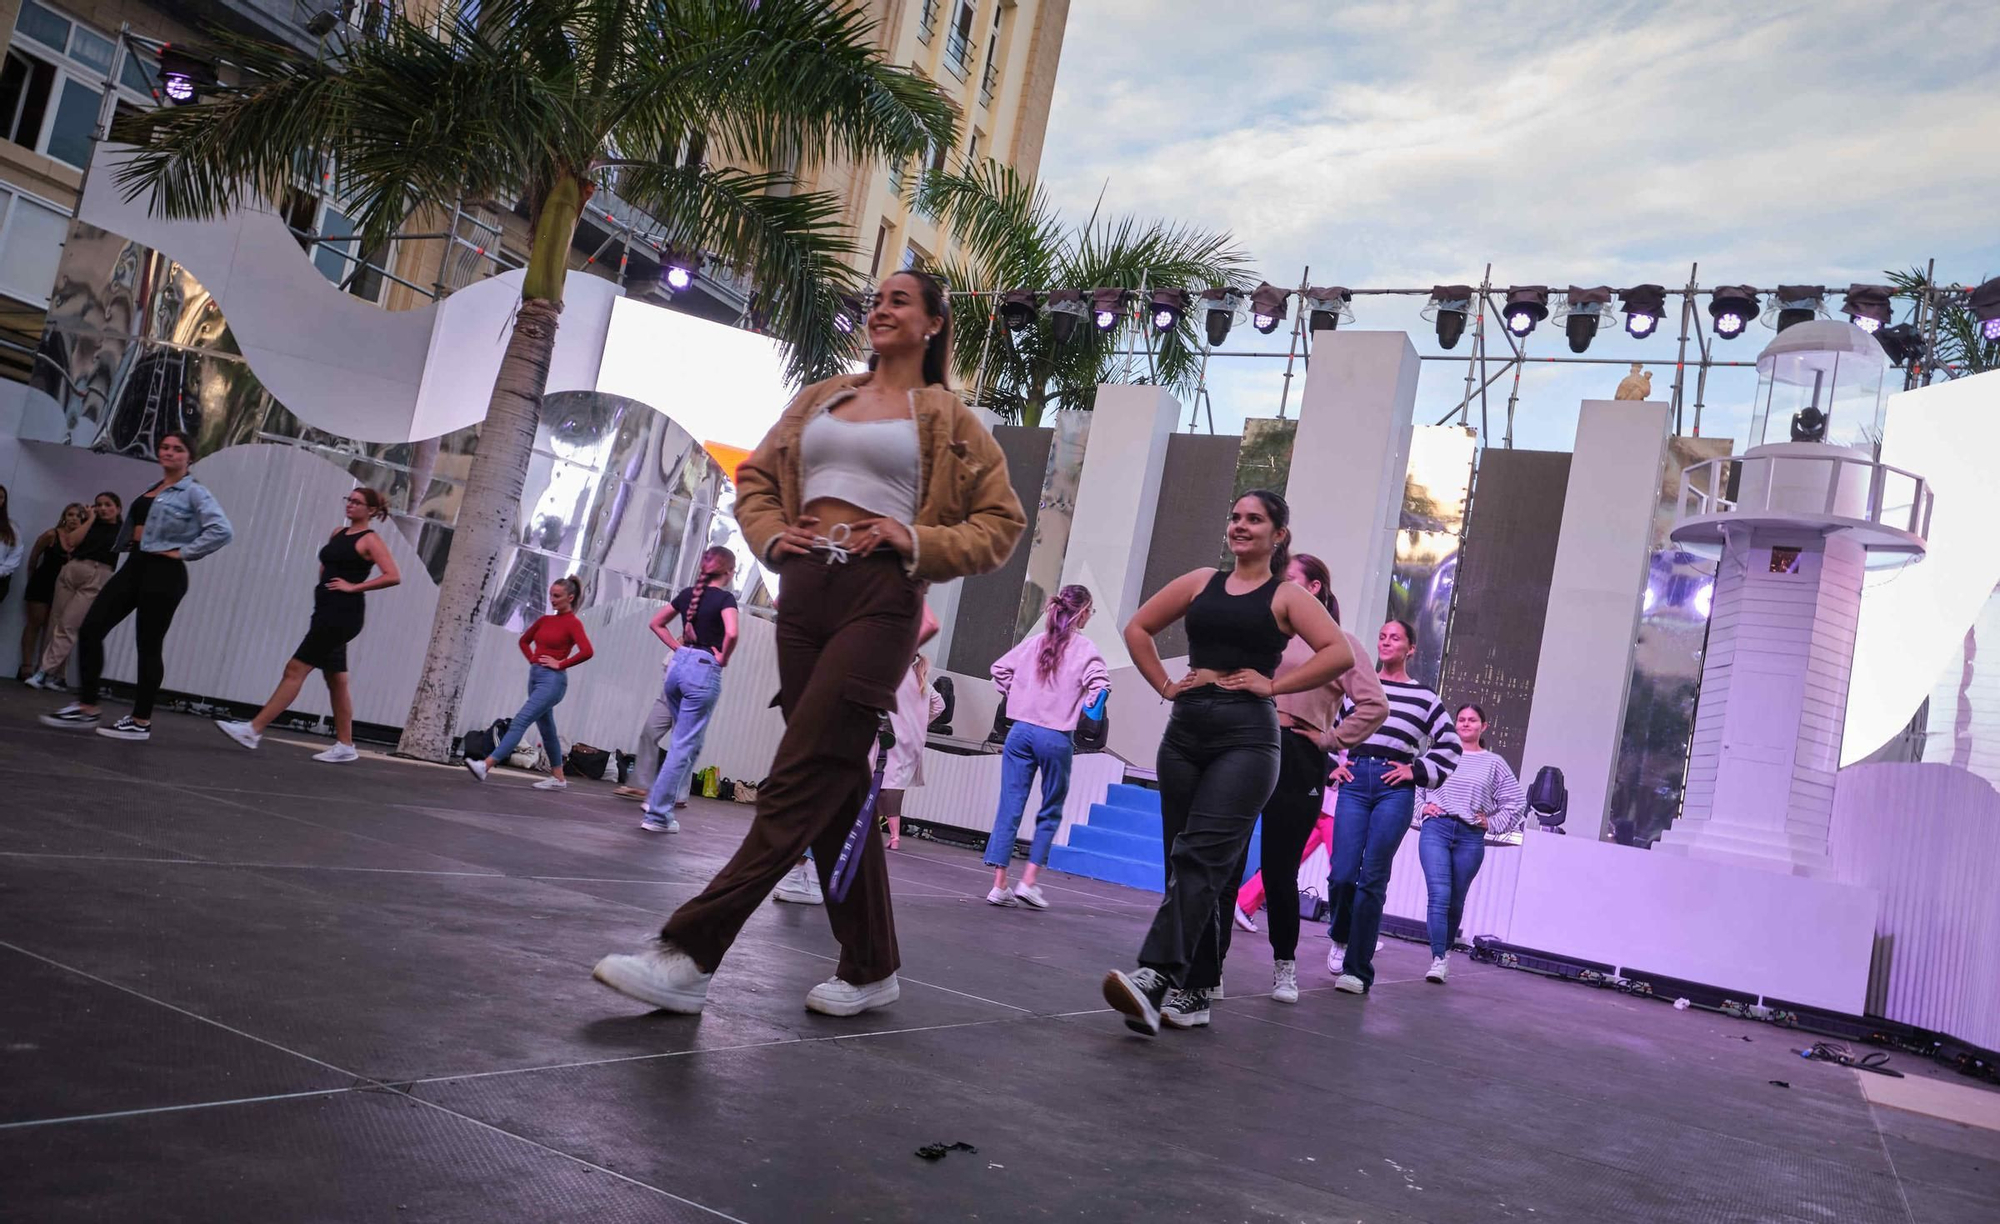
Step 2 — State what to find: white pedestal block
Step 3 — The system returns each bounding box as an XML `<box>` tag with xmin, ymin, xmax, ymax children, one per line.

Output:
<box><xmin>1059</xmin><ymin>384</ymin><xmax>1179</xmax><ymax>667</ymax></box>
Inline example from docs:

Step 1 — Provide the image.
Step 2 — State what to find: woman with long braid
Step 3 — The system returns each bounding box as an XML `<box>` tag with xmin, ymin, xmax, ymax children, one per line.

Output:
<box><xmin>635</xmin><ymin>546</ymin><xmax>740</xmax><ymax>833</ymax></box>
<box><xmin>982</xmin><ymin>584</ymin><xmax>1109</xmax><ymax>909</ymax></box>
<box><xmin>1102</xmin><ymin>491</ymin><xmax>1353</xmax><ymax>1035</ymax></box>
<box><xmin>1324</xmin><ymin>619</ymin><xmax>1461</xmax><ymax>995</ymax></box>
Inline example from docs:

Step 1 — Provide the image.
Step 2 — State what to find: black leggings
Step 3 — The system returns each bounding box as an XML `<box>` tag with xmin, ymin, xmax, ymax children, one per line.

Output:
<box><xmin>1218</xmin><ymin>729</ymin><xmax>1327</xmax><ymax>963</ymax></box>
<box><xmin>79</xmin><ymin>552</ymin><xmax>188</xmax><ymax>720</ymax></box>
<box><xmin>1140</xmin><ymin>690</ymin><xmax>1280</xmax><ymax>990</ymax></box>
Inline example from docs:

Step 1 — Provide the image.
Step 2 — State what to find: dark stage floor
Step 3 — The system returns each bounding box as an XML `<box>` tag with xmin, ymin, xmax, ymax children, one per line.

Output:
<box><xmin>3</xmin><ymin>686</ymin><xmax>1997</xmax><ymax>1223</ymax></box>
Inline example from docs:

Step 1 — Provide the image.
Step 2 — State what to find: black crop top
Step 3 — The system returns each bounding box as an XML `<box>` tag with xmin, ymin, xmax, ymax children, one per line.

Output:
<box><xmin>1184</xmin><ymin>570</ymin><xmax>1290</xmax><ymax>677</ymax></box>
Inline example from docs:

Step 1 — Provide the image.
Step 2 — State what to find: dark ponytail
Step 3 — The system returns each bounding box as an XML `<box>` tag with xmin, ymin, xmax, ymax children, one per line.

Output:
<box><xmin>1239</xmin><ymin>488</ymin><xmax>1292</xmax><ymax>576</ymax></box>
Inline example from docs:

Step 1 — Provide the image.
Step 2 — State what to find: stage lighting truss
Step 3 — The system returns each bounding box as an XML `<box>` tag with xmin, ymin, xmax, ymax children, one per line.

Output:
<box><xmin>998</xmin><ymin>290</ymin><xmax>1039</xmax><ymax>334</ymax></box>
<box><xmin>1090</xmin><ymin>287</ymin><xmax>1134</xmax><ymax>333</ymax></box>
<box><xmin>1707</xmin><ymin>286</ymin><xmax>1759</xmax><ymax>340</ymax></box>
<box><xmin>1200</xmin><ymin>287</ymin><xmax>1245</xmax><ymax>347</ymax></box>
<box><xmin>1045</xmin><ymin>288</ymin><xmax>1088</xmax><ymax>343</ymax></box>
<box><xmin>1555</xmin><ymin>286</ymin><xmax>1613</xmax><ymax>353</ymax></box>
<box><xmin>1841</xmin><ymin>284</ymin><xmax>1895</xmax><ymax>334</ymax></box>
<box><xmin>1974</xmin><ymin>277</ymin><xmax>2000</xmax><ymax>344</ymax></box>
<box><xmin>1148</xmin><ymin>288</ymin><xmax>1190</xmax><ymax>335</ymax></box>
<box><xmin>1620</xmin><ymin>284</ymin><xmax>1668</xmax><ymax>340</ymax></box>
<box><xmin>1422</xmin><ymin>285</ymin><xmax>1475</xmax><ymax>349</ymax></box>
<box><xmin>1304</xmin><ymin>286</ymin><xmax>1354</xmax><ymax>333</ymax></box>
<box><xmin>1875</xmin><ymin>322</ymin><xmax>1923</xmax><ymax>368</ymax></box>
<box><xmin>1502</xmin><ymin>286</ymin><xmax>1550</xmax><ymax>338</ymax></box>
<box><xmin>1763</xmin><ymin>285</ymin><xmax>1826</xmax><ymax>333</ymax></box>
<box><xmin>1249</xmin><ymin>282</ymin><xmax>1291</xmax><ymax>335</ymax></box>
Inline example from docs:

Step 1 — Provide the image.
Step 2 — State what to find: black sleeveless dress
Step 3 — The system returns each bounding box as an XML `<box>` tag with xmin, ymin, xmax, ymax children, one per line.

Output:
<box><xmin>23</xmin><ymin>533</ymin><xmax>69</xmax><ymax>604</ymax></box>
<box><xmin>293</xmin><ymin>528</ymin><xmax>375</xmax><ymax>672</ymax></box>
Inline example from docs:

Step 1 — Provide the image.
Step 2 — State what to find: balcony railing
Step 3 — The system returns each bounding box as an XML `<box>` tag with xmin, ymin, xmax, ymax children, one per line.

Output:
<box><xmin>1674</xmin><ymin>453</ymin><xmax>1932</xmax><ymax>555</ymax></box>
<box><xmin>917</xmin><ymin>0</ymin><xmax>940</xmax><ymax>45</ymax></box>
<box><xmin>944</xmin><ymin>26</ymin><xmax>972</xmax><ymax>81</ymax></box>
<box><xmin>980</xmin><ymin>60</ymin><xmax>998</xmax><ymax>106</ymax></box>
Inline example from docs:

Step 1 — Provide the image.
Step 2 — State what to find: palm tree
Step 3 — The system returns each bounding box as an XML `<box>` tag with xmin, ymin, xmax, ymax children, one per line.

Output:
<box><xmin>112</xmin><ymin>0</ymin><xmax>957</xmax><ymax>760</ymax></box>
<box><xmin>1886</xmin><ymin>267</ymin><xmax>1999</xmax><ymax>378</ymax></box>
<box><xmin>914</xmin><ymin>161</ymin><xmax>1252</xmax><ymax>427</ymax></box>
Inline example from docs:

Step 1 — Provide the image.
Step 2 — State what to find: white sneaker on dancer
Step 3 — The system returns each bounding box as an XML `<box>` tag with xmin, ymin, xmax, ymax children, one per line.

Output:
<box><xmin>805</xmin><ymin>974</ymin><xmax>900</xmax><ymax>1016</ymax></box>
<box><xmin>774</xmin><ymin>863</ymin><xmax>824</xmax><ymax>905</ymax></box>
<box><xmin>1233</xmin><ymin>906</ymin><xmax>1258</xmax><ymax>933</ymax></box>
<box><xmin>532</xmin><ymin>776</ymin><xmax>568</xmax><ymax>791</ymax></box>
<box><xmin>592</xmin><ymin>943</ymin><xmax>711</xmax><ymax>1014</ymax></box>
<box><xmin>1427</xmin><ymin>956</ymin><xmax>1449</xmax><ymax>984</ymax></box>
<box><xmin>313</xmin><ymin>742</ymin><xmax>359</xmax><ymax>763</ymax></box>
<box><xmin>638</xmin><ymin>811</ymin><xmax>679</xmax><ymax>834</ymax></box>
<box><xmin>215</xmin><ymin>719</ymin><xmax>260</xmax><ymax>750</ymax></box>
<box><xmin>463</xmin><ymin>758</ymin><xmax>489</xmax><ymax>782</ymax></box>
<box><xmin>1273</xmin><ymin>959</ymin><xmax>1299</xmax><ymax>1004</ymax></box>
<box><xmin>1335</xmin><ymin>973</ymin><xmax>1367</xmax><ymax>995</ymax></box>
<box><xmin>985</xmin><ymin>886</ymin><xmax>1018</xmax><ymax>907</ymax></box>
<box><xmin>1011</xmin><ymin>883</ymin><xmax>1048</xmax><ymax>910</ymax></box>
<box><xmin>1327</xmin><ymin>941</ymin><xmax>1345</xmax><ymax>976</ymax></box>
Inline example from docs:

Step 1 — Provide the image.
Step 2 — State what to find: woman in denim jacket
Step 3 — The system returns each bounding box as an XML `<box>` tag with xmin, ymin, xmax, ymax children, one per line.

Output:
<box><xmin>41</xmin><ymin>431</ymin><xmax>233</xmax><ymax>741</ymax></box>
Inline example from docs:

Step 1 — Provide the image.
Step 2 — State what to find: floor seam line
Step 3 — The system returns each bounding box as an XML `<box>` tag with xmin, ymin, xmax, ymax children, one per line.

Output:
<box><xmin>0</xmin><ymin>1087</ymin><xmax>362</xmax><ymax>1132</ymax></box>
<box><xmin>1863</xmin><ymin>1095</ymin><xmax>1922</xmax><ymax>1224</ymax></box>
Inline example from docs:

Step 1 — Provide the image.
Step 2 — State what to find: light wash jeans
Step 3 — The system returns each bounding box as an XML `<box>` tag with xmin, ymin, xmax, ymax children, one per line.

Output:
<box><xmin>1418</xmin><ymin>816</ymin><xmax>1487</xmax><ymax>958</ymax></box>
<box><xmin>644</xmin><ymin>647</ymin><xmax>724</xmax><ymax>812</ymax></box>
<box><xmin>492</xmin><ymin>664</ymin><xmax>567</xmax><ymax>766</ymax></box>
<box><xmin>982</xmin><ymin>721</ymin><xmax>1075</xmax><ymax>868</ymax></box>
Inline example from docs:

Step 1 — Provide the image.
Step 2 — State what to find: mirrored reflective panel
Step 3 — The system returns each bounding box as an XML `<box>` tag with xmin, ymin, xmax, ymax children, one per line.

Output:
<box><xmin>1387</xmin><ymin>426</ymin><xmax>1476</xmax><ymax>689</ymax></box>
<box><xmin>1013</xmin><ymin>409</ymin><xmax>1091</xmax><ymax>642</ymax></box>
<box><xmin>1233</xmin><ymin>418</ymin><xmax>1296</xmax><ymax>499</ymax></box>
<box><xmin>1607</xmin><ymin>435</ymin><xmax>1733</xmax><ymax>847</ymax></box>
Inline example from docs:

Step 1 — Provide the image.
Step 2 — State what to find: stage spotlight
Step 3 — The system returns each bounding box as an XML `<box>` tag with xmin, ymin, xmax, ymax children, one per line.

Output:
<box><xmin>1621</xmin><ymin>284</ymin><xmax>1667</xmax><ymax>339</ymax></box>
<box><xmin>1090</xmin><ymin>287</ymin><xmax>1132</xmax><ymax>333</ymax></box>
<box><xmin>1969</xmin><ymin>276</ymin><xmax>2000</xmax><ymax>343</ymax></box>
<box><xmin>158</xmin><ymin>47</ymin><xmax>211</xmax><ymax>105</ymax></box>
<box><xmin>1842</xmin><ymin>284</ymin><xmax>1894</xmax><ymax>334</ymax></box>
<box><xmin>998</xmin><ymin>290</ymin><xmax>1038</xmax><ymax>333</ymax></box>
<box><xmin>1708</xmin><ymin>285</ymin><xmax>1758</xmax><ymax>339</ymax></box>
<box><xmin>1423</xmin><ymin>285</ymin><xmax>1474</xmax><ymax>349</ymax></box>
<box><xmin>1791</xmin><ymin>405</ymin><xmax>1828</xmax><ymax>443</ymax></box>
<box><xmin>1876</xmin><ymin>323</ymin><xmax>1922</xmax><ymax>367</ymax></box>
<box><xmin>1250</xmin><ymin>282</ymin><xmax>1290</xmax><ymax>335</ymax></box>
<box><xmin>1149</xmin><ymin>288</ymin><xmax>1189</xmax><ymax>334</ymax></box>
<box><xmin>1769</xmin><ymin>285</ymin><xmax>1825</xmax><ymax>333</ymax></box>
<box><xmin>1200</xmin><ymin>287</ymin><xmax>1243</xmax><ymax>346</ymax></box>
<box><xmin>1503</xmin><ymin>286</ymin><xmax>1550</xmax><ymax>337</ymax></box>
<box><xmin>1559</xmin><ymin>286</ymin><xmax>1612</xmax><ymax>353</ymax></box>
<box><xmin>661</xmin><ymin>251</ymin><xmax>697</xmax><ymax>292</ymax></box>
<box><xmin>1304</xmin><ymin>286</ymin><xmax>1353</xmax><ymax>333</ymax></box>
<box><xmin>1046</xmin><ymin>289</ymin><xmax>1087</xmax><ymax>343</ymax></box>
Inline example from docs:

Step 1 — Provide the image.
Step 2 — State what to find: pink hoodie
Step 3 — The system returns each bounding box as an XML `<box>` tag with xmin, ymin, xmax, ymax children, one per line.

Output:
<box><xmin>990</xmin><ymin>631</ymin><xmax>1111</xmax><ymax>732</ymax></box>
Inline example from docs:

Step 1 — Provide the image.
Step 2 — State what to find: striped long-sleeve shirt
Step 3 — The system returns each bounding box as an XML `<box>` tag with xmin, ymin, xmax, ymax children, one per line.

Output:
<box><xmin>1336</xmin><ymin>677</ymin><xmax>1462</xmax><ymax>788</ymax></box>
<box><xmin>1416</xmin><ymin>750</ymin><xmax>1527</xmax><ymax>835</ymax></box>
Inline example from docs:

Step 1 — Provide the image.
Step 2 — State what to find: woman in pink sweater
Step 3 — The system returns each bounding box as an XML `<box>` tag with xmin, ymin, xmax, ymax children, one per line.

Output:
<box><xmin>982</xmin><ymin>585</ymin><xmax>1109</xmax><ymax>909</ymax></box>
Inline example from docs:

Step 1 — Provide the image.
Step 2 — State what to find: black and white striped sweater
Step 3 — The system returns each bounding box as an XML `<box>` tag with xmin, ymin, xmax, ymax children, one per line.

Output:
<box><xmin>1337</xmin><ymin>677</ymin><xmax>1462</xmax><ymax>788</ymax></box>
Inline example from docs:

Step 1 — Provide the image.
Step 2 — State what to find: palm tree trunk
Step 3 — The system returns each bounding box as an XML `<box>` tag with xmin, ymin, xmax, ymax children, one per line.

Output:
<box><xmin>396</xmin><ymin>176</ymin><xmax>584</xmax><ymax>760</ymax></box>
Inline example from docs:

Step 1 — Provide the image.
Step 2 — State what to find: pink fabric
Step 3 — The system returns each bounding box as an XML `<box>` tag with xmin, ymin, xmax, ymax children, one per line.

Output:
<box><xmin>990</xmin><ymin>631</ymin><xmax>1110</xmax><ymax>732</ymax></box>
<box><xmin>1237</xmin><ymin>811</ymin><xmax>1336</xmax><ymax>916</ymax></box>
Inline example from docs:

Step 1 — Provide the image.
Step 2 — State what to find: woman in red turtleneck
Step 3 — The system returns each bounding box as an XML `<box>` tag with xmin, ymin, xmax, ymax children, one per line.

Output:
<box><xmin>465</xmin><ymin>575</ymin><xmax>594</xmax><ymax>790</ymax></box>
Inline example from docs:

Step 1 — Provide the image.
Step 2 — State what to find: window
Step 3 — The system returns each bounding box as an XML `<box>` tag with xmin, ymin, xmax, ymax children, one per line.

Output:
<box><xmin>966</xmin><ymin>130</ymin><xmax>981</xmax><ymax>166</ymax></box>
<box><xmin>869</xmin><ymin>222</ymin><xmax>889</xmax><ymax>278</ymax></box>
<box><xmin>903</xmin><ymin>241</ymin><xmax>930</xmax><ymax>272</ymax></box>
<box><xmin>917</xmin><ymin>0</ymin><xmax>940</xmax><ymax>45</ymax></box>
<box><xmin>3</xmin><ymin>2</ymin><xmax>157</xmax><ymax>171</ymax></box>
<box><xmin>0</xmin><ymin>184</ymin><xmax>72</xmax><ymax>305</ymax></box>
<box><xmin>281</xmin><ymin>185</ymin><xmax>390</xmax><ymax>304</ymax></box>
<box><xmin>944</xmin><ymin>1</ymin><xmax>975</xmax><ymax>79</ymax></box>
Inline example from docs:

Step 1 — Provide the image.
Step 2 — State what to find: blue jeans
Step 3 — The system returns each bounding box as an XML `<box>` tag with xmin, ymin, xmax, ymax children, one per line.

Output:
<box><xmin>1418</xmin><ymin>817</ymin><xmax>1486</xmax><ymax>958</ymax></box>
<box><xmin>983</xmin><ymin>722</ymin><xmax>1074</xmax><ymax>868</ymax></box>
<box><xmin>492</xmin><ymin>663</ymin><xmax>567</xmax><ymax>767</ymax></box>
<box><xmin>645</xmin><ymin>647</ymin><xmax>724</xmax><ymax>813</ymax></box>
<box><xmin>1327</xmin><ymin>756</ymin><xmax>1416</xmax><ymax>990</ymax></box>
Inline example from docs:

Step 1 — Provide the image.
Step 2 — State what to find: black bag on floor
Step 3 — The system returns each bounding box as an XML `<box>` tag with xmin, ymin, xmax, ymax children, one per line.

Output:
<box><xmin>613</xmin><ymin>750</ymin><xmax>636</xmax><ymax>785</ymax></box>
<box><xmin>1072</xmin><ymin>691</ymin><xmax>1110</xmax><ymax>753</ymax></box>
<box><xmin>928</xmin><ymin>675</ymin><xmax>955</xmax><ymax>735</ymax></box>
<box><xmin>460</xmin><ymin>720</ymin><xmax>502</xmax><ymax>761</ymax></box>
<box><xmin>565</xmin><ymin>743</ymin><xmax>611</xmax><ymax>781</ymax></box>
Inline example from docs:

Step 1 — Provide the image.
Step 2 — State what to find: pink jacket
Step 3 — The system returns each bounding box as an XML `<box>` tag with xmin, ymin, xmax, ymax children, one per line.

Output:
<box><xmin>991</xmin><ymin>632</ymin><xmax>1111</xmax><ymax>732</ymax></box>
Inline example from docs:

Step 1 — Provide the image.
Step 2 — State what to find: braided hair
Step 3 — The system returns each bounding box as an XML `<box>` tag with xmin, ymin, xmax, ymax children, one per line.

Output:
<box><xmin>682</xmin><ymin>546</ymin><xmax>737</xmax><ymax>645</ymax></box>
<box><xmin>1037</xmin><ymin>585</ymin><xmax>1093</xmax><ymax>683</ymax></box>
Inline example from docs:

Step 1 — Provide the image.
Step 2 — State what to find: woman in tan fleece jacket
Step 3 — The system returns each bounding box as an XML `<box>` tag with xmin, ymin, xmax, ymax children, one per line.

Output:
<box><xmin>595</xmin><ymin>270</ymin><xmax>1026</xmax><ymax>1019</ymax></box>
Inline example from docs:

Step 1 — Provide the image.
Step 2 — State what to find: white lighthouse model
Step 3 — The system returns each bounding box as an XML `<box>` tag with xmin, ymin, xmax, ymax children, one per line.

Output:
<box><xmin>1658</xmin><ymin>321</ymin><xmax>1932</xmax><ymax>876</ymax></box>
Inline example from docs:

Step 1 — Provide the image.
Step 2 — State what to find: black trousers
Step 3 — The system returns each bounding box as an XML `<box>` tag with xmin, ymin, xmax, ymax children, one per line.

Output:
<box><xmin>78</xmin><ymin>552</ymin><xmax>187</xmax><ymax>720</ymax></box>
<box><xmin>1140</xmin><ymin>690</ymin><xmax>1280</xmax><ymax>990</ymax></box>
<box><xmin>1217</xmin><ymin>728</ymin><xmax>1327</xmax><ymax>965</ymax></box>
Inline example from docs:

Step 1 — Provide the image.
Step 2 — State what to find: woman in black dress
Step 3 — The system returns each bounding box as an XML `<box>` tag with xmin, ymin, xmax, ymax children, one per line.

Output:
<box><xmin>14</xmin><ymin>502</ymin><xmax>83</xmax><ymax>680</ymax></box>
<box><xmin>215</xmin><ymin>487</ymin><xmax>400</xmax><ymax>762</ymax></box>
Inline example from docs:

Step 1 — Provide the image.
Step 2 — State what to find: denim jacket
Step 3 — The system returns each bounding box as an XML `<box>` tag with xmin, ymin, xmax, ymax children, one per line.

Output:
<box><xmin>139</xmin><ymin>477</ymin><xmax>234</xmax><ymax>561</ymax></box>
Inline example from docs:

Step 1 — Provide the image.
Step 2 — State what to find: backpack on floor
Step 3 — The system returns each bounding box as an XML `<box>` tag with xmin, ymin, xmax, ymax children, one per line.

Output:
<box><xmin>928</xmin><ymin>675</ymin><xmax>955</xmax><ymax>735</ymax></box>
<box><xmin>459</xmin><ymin>725</ymin><xmax>497</xmax><ymax>762</ymax></box>
<box><xmin>1072</xmin><ymin>690</ymin><xmax>1110</xmax><ymax>753</ymax></box>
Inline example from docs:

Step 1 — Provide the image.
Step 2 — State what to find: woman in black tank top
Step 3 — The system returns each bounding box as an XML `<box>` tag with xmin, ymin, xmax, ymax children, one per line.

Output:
<box><xmin>1100</xmin><ymin>490</ymin><xmax>1354</xmax><ymax>1036</ymax></box>
<box><xmin>215</xmin><ymin>488</ymin><xmax>400</xmax><ymax>762</ymax></box>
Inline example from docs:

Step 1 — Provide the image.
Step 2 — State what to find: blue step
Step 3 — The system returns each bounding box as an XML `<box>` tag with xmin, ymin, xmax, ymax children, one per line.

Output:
<box><xmin>1085</xmin><ymin>802</ymin><xmax>1160</xmax><ymax>837</ymax></box>
<box><xmin>1105</xmin><ymin>783</ymin><xmax>1161</xmax><ymax>813</ymax></box>
<box><xmin>1048</xmin><ymin>845</ymin><xmax>1164</xmax><ymax>892</ymax></box>
<box><xmin>1066</xmin><ymin>823</ymin><xmax>1160</xmax><ymax>860</ymax></box>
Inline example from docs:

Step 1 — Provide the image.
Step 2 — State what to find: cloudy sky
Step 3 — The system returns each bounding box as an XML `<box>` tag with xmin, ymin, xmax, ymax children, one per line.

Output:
<box><xmin>1035</xmin><ymin>0</ymin><xmax>2000</xmax><ymax>450</ymax></box>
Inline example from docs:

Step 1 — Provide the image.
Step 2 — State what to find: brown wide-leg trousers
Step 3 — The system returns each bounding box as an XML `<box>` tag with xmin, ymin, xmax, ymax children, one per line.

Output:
<box><xmin>661</xmin><ymin>552</ymin><xmax>920</xmax><ymax>985</ymax></box>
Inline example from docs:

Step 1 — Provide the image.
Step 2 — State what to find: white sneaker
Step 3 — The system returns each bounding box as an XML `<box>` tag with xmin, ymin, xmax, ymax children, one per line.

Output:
<box><xmin>463</xmin><ymin>758</ymin><xmax>488</xmax><ymax>782</ymax></box>
<box><xmin>774</xmin><ymin>864</ymin><xmax>824</xmax><ymax>905</ymax></box>
<box><xmin>313</xmin><ymin>742</ymin><xmax>359</xmax><ymax>763</ymax></box>
<box><xmin>985</xmin><ymin>886</ymin><xmax>1018</xmax><ymax>907</ymax></box>
<box><xmin>805</xmin><ymin>974</ymin><xmax>900</xmax><ymax>1016</ymax></box>
<box><xmin>592</xmin><ymin>943</ymin><xmax>711</xmax><ymax>1013</ymax></box>
<box><xmin>639</xmin><ymin>812</ymin><xmax>679</xmax><ymax>834</ymax></box>
<box><xmin>215</xmin><ymin>719</ymin><xmax>260</xmax><ymax>750</ymax></box>
<box><xmin>1335</xmin><ymin>973</ymin><xmax>1367</xmax><ymax>995</ymax></box>
<box><xmin>1273</xmin><ymin>959</ymin><xmax>1299</xmax><ymax>1004</ymax></box>
<box><xmin>1427</xmin><ymin>956</ymin><xmax>1450</xmax><ymax>984</ymax></box>
<box><xmin>532</xmin><ymin>776</ymin><xmax>568</xmax><ymax>791</ymax></box>
<box><xmin>1327</xmin><ymin>941</ymin><xmax>1346</xmax><ymax>976</ymax></box>
<box><xmin>1011</xmin><ymin>883</ymin><xmax>1048</xmax><ymax>910</ymax></box>
<box><xmin>1233</xmin><ymin>906</ymin><xmax>1258</xmax><ymax>933</ymax></box>
<box><xmin>23</xmin><ymin>671</ymin><xmax>47</xmax><ymax>690</ymax></box>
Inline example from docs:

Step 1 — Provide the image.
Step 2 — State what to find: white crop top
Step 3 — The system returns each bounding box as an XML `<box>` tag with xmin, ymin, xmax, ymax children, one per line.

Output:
<box><xmin>799</xmin><ymin>405</ymin><xmax>921</xmax><ymax>526</ymax></box>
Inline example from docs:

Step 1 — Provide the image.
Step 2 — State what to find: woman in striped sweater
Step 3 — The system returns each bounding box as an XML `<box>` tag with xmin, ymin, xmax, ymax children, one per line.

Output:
<box><xmin>1326</xmin><ymin>619</ymin><xmax>1461</xmax><ymax>995</ymax></box>
<box><xmin>1416</xmin><ymin>704</ymin><xmax>1525</xmax><ymax>984</ymax></box>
